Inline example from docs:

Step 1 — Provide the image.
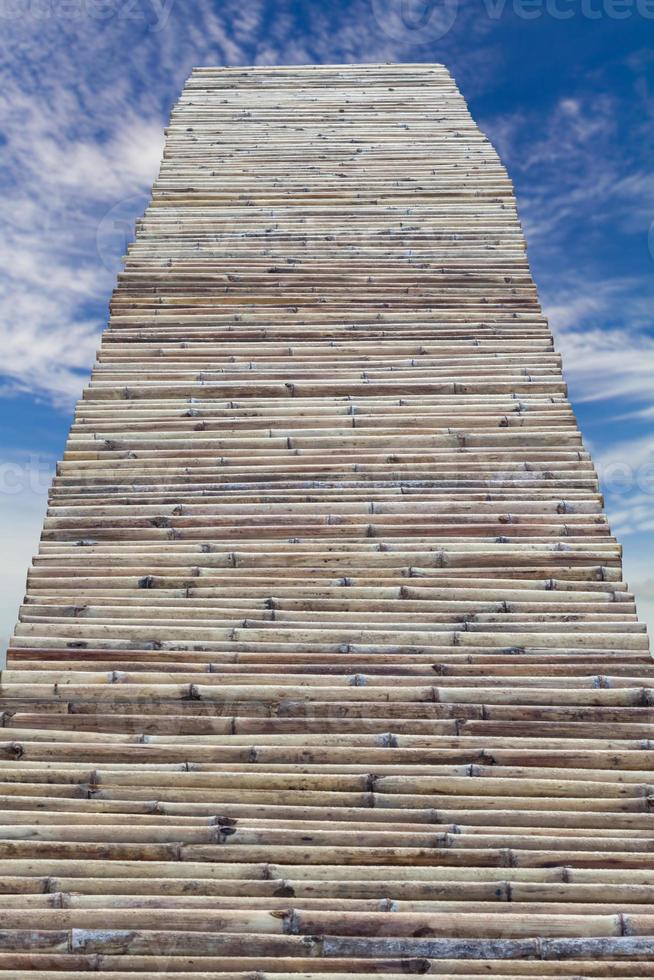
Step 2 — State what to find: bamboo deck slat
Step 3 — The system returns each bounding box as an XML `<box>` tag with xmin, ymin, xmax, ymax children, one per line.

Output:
<box><xmin>4</xmin><ymin>62</ymin><xmax>652</xmax><ymax>975</ymax></box>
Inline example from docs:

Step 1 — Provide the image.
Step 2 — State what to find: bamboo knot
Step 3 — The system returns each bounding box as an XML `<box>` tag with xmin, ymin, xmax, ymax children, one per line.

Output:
<box><xmin>366</xmin><ymin>773</ymin><xmax>378</xmax><ymax>793</ymax></box>
<box><xmin>273</xmin><ymin>880</ymin><xmax>296</xmax><ymax>897</ymax></box>
<box><xmin>376</xmin><ymin>732</ymin><xmax>398</xmax><ymax>747</ymax></box>
<box><xmin>281</xmin><ymin>908</ymin><xmax>301</xmax><ymax>934</ymax></box>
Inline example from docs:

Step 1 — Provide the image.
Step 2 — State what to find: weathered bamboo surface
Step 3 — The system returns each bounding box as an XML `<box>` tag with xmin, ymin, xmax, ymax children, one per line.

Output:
<box><xmin>4</xmin><ymin>62</ymin><xmax>653</xmax><ymax>976</ymax></box>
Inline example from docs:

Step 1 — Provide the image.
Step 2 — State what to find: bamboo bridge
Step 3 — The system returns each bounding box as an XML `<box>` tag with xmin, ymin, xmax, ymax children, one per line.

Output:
<box><xmin>3</xmin><ymin>63</ymin><xmax>653</xmax><ymax>978</ymax></box>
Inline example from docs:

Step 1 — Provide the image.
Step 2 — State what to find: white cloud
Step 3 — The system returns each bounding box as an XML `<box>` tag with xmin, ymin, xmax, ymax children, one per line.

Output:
<box><xmin>487</xmin><ymin>94</ymin><xmax>654</xmax><ymax>418</ymax></box>
<box><xmin>534</xmin><ymin>274</ymin><xmax>654</xmax><ymax>413</ymax></box>
<box><xmin>483</xmin><ymin>92</ymin><xmax>654</xmax><ymax>244</ymax></box>
<box><xmin>0</xmin><ymin>94</ymin><xmax>164</xmax><ymax>403</ymax></box>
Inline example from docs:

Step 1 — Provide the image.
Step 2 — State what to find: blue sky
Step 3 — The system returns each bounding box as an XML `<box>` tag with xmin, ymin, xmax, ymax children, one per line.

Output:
<box><xmin>1</xmin><ymin>0</ymin><xmax>653</xmax><ymax>649</ymax></box>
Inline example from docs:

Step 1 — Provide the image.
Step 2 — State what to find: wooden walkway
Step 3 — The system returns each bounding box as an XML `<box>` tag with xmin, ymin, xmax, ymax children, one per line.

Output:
<box><xmin>3</xmin><ymin>63</ymin><xmax>653</xmax><ymax>977</ymax></box>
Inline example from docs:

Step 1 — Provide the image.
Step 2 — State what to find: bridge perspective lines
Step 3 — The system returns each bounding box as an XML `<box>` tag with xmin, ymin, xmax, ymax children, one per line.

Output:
<box><xmin>3</xmin><ymin>63</ymin><xmax>653</xmax><ymax>978</ymax></box>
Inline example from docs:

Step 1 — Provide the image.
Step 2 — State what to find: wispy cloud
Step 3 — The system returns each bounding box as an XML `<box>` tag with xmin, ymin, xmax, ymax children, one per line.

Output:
<box><xmin>484</xmin><ymin>88</ymin><xmax>654</xmax><ymax>245</ymax></box>
<box><xmin>482</xmin><ymin>88</ymin><xmax>654</xmax><ymax>422</ymax></box>
<box><xmin>0</xmin><ymin>110</ymin><xmax>164</xmax><ymax>404</ymax></box>
<box><xmin>537</xmin><ymin>277</ymin><xmax>654</xmax><ymax>409</ymax></box>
